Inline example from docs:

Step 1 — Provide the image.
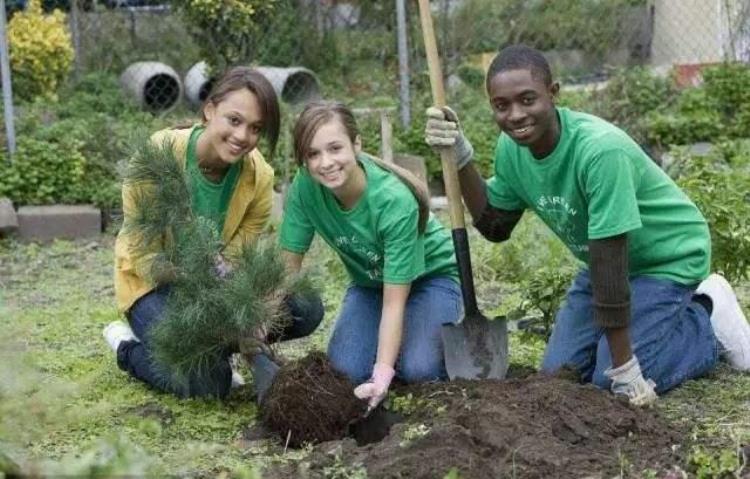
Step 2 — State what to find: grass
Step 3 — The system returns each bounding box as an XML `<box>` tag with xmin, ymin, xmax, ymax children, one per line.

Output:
<box><xmin>1</xmin><ymin>215</ymin><xmax>749</xmax><ymax>477</ymax></box>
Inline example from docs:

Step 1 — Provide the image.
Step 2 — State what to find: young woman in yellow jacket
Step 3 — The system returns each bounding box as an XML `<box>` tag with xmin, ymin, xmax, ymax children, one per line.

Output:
<box><xmin>104</xmin><ymin>67</ymin><xmax>323</xmax><ymax>399</ymax></box>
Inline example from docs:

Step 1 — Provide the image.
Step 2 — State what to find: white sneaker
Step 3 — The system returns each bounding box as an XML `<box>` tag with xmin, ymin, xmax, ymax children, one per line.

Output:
<box><xmin>231</xmin><ymin>370</ymin><xmax>246</xmax><ymax>389</ymax></box>
<box><xmin>102</xmin><ymin>321</ymin><xmax>138</xmax><ymax>352</ymax></box>
<box><xmin>696</xmin><ymin>273</ymin><xmax>750</xmax><ymax>370</ymax></box>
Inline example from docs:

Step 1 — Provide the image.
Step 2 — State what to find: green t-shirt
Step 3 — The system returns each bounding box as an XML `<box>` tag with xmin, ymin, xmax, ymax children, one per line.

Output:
<box><xmin>186</xmin><ymin>126</ymin><xmax>241</xmax><ymax>235</ymax></box>
<box><xmin>280</xmin><ymin>154</ymin><xmax>459</xmax><ymax>288</ymax></box>
<box><xmin>487</xmin><ymin>107</ymin><xmax>710</xmax><ymax>285</ymax></box>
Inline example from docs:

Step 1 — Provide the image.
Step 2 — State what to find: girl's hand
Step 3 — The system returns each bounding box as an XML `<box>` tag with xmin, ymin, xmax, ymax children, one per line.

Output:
<box><xmin>214</xmin><ymin>253</ymin><xmax>233</xmax><ymax>279</ymax></box>
<box><xmin>354</xmin><ymin>362</ymin><xmax>395</xmax><ymax>414</ymax></box>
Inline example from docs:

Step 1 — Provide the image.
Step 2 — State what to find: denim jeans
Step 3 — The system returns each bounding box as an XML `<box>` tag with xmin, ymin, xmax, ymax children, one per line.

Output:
<box><xmin>117</xmin><ymin>287</ymin><xmax>324</xmax><ymax>399</ymax></box>
<box><xmin>541</xmin><ymin>270</ymin><xmax>719</xmax><ymax>394</ymax></box>
<box><xmin>327</xmin><ymin>276</ymin><xmax>463</xmax><ymax>384</ymax></box>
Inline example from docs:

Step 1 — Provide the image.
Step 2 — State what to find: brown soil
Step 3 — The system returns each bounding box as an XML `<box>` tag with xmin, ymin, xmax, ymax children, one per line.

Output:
<box><xmin>260</xmin><ymin>352</ymin><xmax>366</xmax><ymax>448</ymax></box>
<box><xmin>264</xmin><ymin>372</ymin><xmax>684</xmax><ymax>478</ymax></box>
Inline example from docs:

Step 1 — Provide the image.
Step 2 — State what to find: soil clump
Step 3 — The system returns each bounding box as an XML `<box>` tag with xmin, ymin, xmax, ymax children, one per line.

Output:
<box><xmin>264</xmin><ymin>373</ymin><xmax>684</xmax><ymax>478</ymax></box>
<box><xmin>260</xmin><ymin>352</ymin><xmax>366</xmax><ymax>447</ymax></box>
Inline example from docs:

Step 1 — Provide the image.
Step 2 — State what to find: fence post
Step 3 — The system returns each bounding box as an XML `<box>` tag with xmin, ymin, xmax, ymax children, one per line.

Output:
<box><xmin>395</xmin><ymin>0</ymin><xmax>410</xmax><ymax>128</ymax></box>
<box><xmin>69</xmin><ymin>0</ymin><xmax>81</xmax><ymax>80</ymax></box>
<box><xmin>0</xmin><ymin>0</ymin><xmax>16</xmax><ymax>158</ymax></box>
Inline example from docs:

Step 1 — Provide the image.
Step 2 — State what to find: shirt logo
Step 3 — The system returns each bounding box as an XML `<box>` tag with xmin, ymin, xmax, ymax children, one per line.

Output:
<box><xmin>334</xmin><ymin>235</ymin><xmax>382</xmax><ymax>280</ymax></box>
<box><xmin>534</xmin><ymin>195</ymin><xmax>588</xmax><ymax>253</ymax></box>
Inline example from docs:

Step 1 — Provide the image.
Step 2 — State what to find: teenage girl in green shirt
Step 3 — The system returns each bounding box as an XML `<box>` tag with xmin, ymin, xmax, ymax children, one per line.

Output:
<box><xmin>280</xmin><ymin>101</ymin><xmax>461</xmax><ymax>412</ymax></box>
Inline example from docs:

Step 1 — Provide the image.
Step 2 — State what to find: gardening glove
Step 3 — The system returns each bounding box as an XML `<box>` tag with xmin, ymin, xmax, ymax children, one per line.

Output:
<box><xmin>604</xmin><ymin>355</ymin><xmax>658</xmax><ymax>407</ymax></box>
<box><xmin>354</xmin><ymin>362</ymin><xmax>395</xmax><ymax>415</ymax></box>
<box><xmin>424</xmin><ymin>106</ymin><xmax>475</xmax><ymax>170</ymax></box>
<box><xmin>214</xmin><ymin>253</ymin><xmax>233</xmax><ymax>279</ymax></box>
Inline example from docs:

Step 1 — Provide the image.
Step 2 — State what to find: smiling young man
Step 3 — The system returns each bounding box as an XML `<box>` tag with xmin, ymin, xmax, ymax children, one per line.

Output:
<box><xmin>424</xmin><ymin>44</ymin><xmax>750</xmax><ymax>406</ymax></box>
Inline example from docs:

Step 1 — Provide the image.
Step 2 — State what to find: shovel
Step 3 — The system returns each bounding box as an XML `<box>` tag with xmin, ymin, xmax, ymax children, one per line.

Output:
<box><xmin>416</xmin><ymin>0</ymin><xmax>508</xmax><ymax>380</ymax></box>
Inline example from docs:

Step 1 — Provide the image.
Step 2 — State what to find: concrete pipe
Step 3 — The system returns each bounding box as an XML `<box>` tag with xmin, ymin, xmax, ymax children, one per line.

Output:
<box><xmin>120</xmin><ymin>61</ymin><xmax>183</xmax><ymax>113</ymax></box>
<box><xmin>184</xmin><ymin>61</ymin><xmax>214</xmax><ymax>110</ymax></box>
<box><xmin>254</xmin><ymin>66</ymin><xmax>321</xmax><ymax>105</ymax></box>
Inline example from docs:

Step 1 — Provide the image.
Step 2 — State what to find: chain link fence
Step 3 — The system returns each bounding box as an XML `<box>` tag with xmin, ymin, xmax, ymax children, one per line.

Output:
<box><xmin>1</xmin><ymin>0</ymin><xmax>749</xmax><ymax>151</ymax></box>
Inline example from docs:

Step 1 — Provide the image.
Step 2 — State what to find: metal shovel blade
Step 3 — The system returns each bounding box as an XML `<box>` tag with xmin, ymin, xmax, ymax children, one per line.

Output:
<box><xmin>442</xmin><ymin>314</ymin><xmax>509</xmax><ymax>380</ymax></box>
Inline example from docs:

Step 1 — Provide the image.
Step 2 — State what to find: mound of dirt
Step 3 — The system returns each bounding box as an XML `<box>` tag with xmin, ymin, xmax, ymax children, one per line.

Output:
<box><xmin>261</xmin><ymin>352</ymin><xmax>366</xmax><ymax>448</ymax></box>
<box><xmin>264</xmin><ymin>374</ymin><xmax>684</xmax><ymax>478</ymax></box>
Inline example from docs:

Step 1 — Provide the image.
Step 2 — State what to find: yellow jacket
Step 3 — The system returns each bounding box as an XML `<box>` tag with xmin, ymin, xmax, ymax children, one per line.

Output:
<box><xmin>114</xmin><ymin>126</ymin><xmax>275</xmax><ymax>314</ymax></box>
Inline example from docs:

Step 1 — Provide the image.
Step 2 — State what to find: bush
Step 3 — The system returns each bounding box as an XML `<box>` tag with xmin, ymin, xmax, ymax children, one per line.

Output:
<box><xmin>8</xmin><ymin>0</ymin><xmax>73</xmax><ymax>101</ymax></box>
<box><xmin>675</xmin><ymin>145</ymin><xmax>750</xmax><ymax>283</ymax></box>
<box><xmin>0</xmin><ymin>136</ymin><xmax>87</xmax><ymax>205</ymax></box>
<box><xmin>642</xmin><ymin>62</ymin><xmax>750</xmax><ymax>147</ymax></box>
<box><xmin>174</xmin><ymin>0</ymin><xmax>279</xmax><ymax>70</ymax></box>
<box><xmin>587</xmin><ymin>67</ymin><xmax>676</xmax><ymax>143</ymax></box>
<box><xmin>2</xmin><ymin>72</ymin><xmax>162</xmax><ymax>209</ymax></box>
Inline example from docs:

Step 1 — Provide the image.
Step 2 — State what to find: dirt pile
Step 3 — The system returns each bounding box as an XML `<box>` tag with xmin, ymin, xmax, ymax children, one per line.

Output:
<box><xmin>261</xmin><ymin>352</ymin><xmax>366</xmax><ymax>447</ymax></box>
<box><xmin>264</xmin><ymin>373</ymin><xmax>684</xmax><ymax>478</ymax></box>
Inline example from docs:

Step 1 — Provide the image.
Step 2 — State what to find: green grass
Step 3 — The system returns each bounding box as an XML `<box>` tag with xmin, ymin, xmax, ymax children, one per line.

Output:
<box><xmin>1</xmin><ymin>216</ymin><xmax>749</xmax><ymax>476</ymax></box>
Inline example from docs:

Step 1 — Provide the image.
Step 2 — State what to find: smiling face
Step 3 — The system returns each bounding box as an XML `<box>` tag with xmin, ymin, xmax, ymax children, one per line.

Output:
<box><xmin>304</xmin><ymin>118</ymin><xmax>362</xmax><ymax>193</ymax></box>
<box><xmin>487</xmin><ymin>68</ymin><xmax>560</xmax><ymax>158</ymax></box>
<box><xmin>201</xmin><ymin>88</ymin><xmax>263</xmax><ymax>165</ymax></box>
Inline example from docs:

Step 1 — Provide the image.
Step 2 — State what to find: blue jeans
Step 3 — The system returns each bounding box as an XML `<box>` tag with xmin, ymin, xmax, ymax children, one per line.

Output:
<box><xmin>327</xmin><ymin>276</ymin><xmax>463</xmax><ymax>384</ymax></box>
<box><xmin>542</xmin><ymin>270</ymin><xmax>719</xmax><ymax>394</ymax></box>
<box><xmin>117</xmin><ymin>287</ymin><xmax>324</xmax><ymax>399</ymax></box>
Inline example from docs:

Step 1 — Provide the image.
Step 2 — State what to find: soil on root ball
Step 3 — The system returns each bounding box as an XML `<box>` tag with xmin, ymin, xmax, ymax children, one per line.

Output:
<box><xmin>260</xmin><ymin>352</ymin><xmax>367</xmax><ymax>448</ymax></box>
<box><xmin>264</xmin><ymin>373</ymin><xmax>685</xmax><ymax>479</ymax></box>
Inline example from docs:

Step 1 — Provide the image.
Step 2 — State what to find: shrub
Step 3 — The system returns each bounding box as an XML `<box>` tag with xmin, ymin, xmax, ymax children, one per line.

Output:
<box><xmin>588</xmin><ymin>67</ymin><xmax>676</xmax><ymax>143</ymax></box>
<box><xmin>7</xmin><ymin>0</ymin><xmax>73</xmax><ymax>101</ymax></box>
<box><xmin>0</xmin><ymin>136</ymin><xmax>87</xmax><ymax>206</ymax></box>
<box><xmin>675</xmin><ymin>146</ymin><xmax>750</xmax><ymax>283</ymax></box>
<box><xmin>174</xmin><ymin>0</ymin><xmax>279</xmax><ymax>70</ymax></box>
<box><xmin>641</xmin><ymin>62</ymin><xmax>750</xmax><ymax>147</ymax></box>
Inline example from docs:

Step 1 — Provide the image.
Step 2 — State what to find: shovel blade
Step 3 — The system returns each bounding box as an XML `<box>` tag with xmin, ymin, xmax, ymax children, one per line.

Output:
<box><xmin>442</xmin><ymin>314</ymin><xmax>508</xmax><ymax>380</ymax></box>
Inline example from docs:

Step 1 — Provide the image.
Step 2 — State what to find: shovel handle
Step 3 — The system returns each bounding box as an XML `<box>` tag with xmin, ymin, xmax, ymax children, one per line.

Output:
<box><xmin>416</xmin><ymin>0</ymin><xmax>464</xmax><ymax>230</ymax></box>
<box><xmin>417</xmin><ymin>0</ymin><xmax>479</xmax><ymax>316</ymax></box>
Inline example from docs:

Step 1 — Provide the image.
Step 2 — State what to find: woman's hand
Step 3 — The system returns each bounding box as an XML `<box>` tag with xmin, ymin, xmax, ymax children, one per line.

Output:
<box><xmin>354</xmin><ymin>362</ymin><xmax>395</xmax><ymax>414</ymax></box>
<box><xmin>214</xmin><ymin>253</ymin><xmax>233</xmax><ymax>279</ymax></box>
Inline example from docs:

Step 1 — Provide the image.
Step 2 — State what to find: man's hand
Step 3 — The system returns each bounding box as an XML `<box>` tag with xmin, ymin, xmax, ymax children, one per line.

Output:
<box><xmin>353</xmin><ymin>362</ymin><xmax>395</xmax><ymax>414</ymax></box>
<box><xmin>604</xmin><ymin>355</ymin><xmax>657</xmax><ymax>407</ymax></box>
<box><xmin>424</xmin><ymin>106</ymin><xmax>474</xmax><ymax>170</ymax></box>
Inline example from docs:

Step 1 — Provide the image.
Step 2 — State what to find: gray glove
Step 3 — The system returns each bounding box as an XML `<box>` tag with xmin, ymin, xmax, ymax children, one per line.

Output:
<box><xmin>424</xmin><ymin>106</ymin><xmax>474</xmax><ymax>170</ymax></box>
<box><xmin>604</xmin><ymin>355</ymin><xmax>657</xmax><ymax>407</ymax></box>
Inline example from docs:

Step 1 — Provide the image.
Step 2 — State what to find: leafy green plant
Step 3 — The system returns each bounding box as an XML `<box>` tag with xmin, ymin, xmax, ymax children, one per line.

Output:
<box><xmin>588</xmin><ymin>67</ymin><xmax>676</xmax><ymax>143</ymax></box>
<box><xmin>399</xmin><ymin>423</ymin><xmax>430</xmax><ymax>448</ymax></box>
<box><xmin>0</xmin><ymin>136</ymin><xmax>87</xmax><ymax>206</ymax></box>
<box><xmin>688</xmin><ymin>445</ymin><xmax>743</xmax><ymax>478</ymax></box>
<box><xmin>387</xmin><ymin>392</ymin><xmax>445</xmax><ymax>417</ymax></box>
<box><xmin>173</xmin><ymin>0</ymin><xmax>279</xmax><ymax>70</ymax></box>
<box><xmin>642</xmin><ymin>62</ymin><xmax>750</xmax><ymax>147</ymax></box>
<box><xmin>323</xmin><ymin>453</ymin><xmax>367</xmax><ymax>479</ymax></box>
<box><xmin>675</xmin><ymin>147</ymin><xmax>750</xmax><ymax>283</ymax></box>
<box><xmin>512</xmin><ymin>266</ymin><xmax>576</xmax><ymax>340</ymax></box>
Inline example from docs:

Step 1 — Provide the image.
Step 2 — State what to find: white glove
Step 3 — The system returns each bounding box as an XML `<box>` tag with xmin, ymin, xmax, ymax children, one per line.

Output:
<box><xmin>424</xmin><ymin>106</ymin><xmax>474</xmax><ymax>170</ymax></box>
<box><xmin>604</xmin><ymin>355</ymin><xmax>658</xmax><ymax>407</ymax></box>
<box><xmin>354</xmin><ymin>362</ymin><xmax>395</xmax><ymax>415</ymax></box>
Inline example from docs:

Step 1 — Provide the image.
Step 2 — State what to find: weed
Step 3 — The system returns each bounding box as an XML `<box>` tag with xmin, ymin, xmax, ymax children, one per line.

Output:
<box><xmin>399</xmin><ymin>423</ymin><xmax>431</xmax><ymax>448</ymax></box>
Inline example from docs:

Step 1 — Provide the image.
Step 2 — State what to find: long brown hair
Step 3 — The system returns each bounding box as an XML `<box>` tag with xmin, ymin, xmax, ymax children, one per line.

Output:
<box><xmin>199</xmin><ymin>67</ymin><xmax>281</xmax><ymax>161</ymax></box>
<box><xmin>293</xmin><ymin>100</ymin><xmax>430</xmax><ymax>234</ymax></box>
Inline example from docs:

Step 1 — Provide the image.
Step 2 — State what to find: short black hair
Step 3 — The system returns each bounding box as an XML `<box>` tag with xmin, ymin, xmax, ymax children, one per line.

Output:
<box><xmin>485</xmin><ymin>44</ymin><xmax>553</xmax><ymax>90</ymax></box>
